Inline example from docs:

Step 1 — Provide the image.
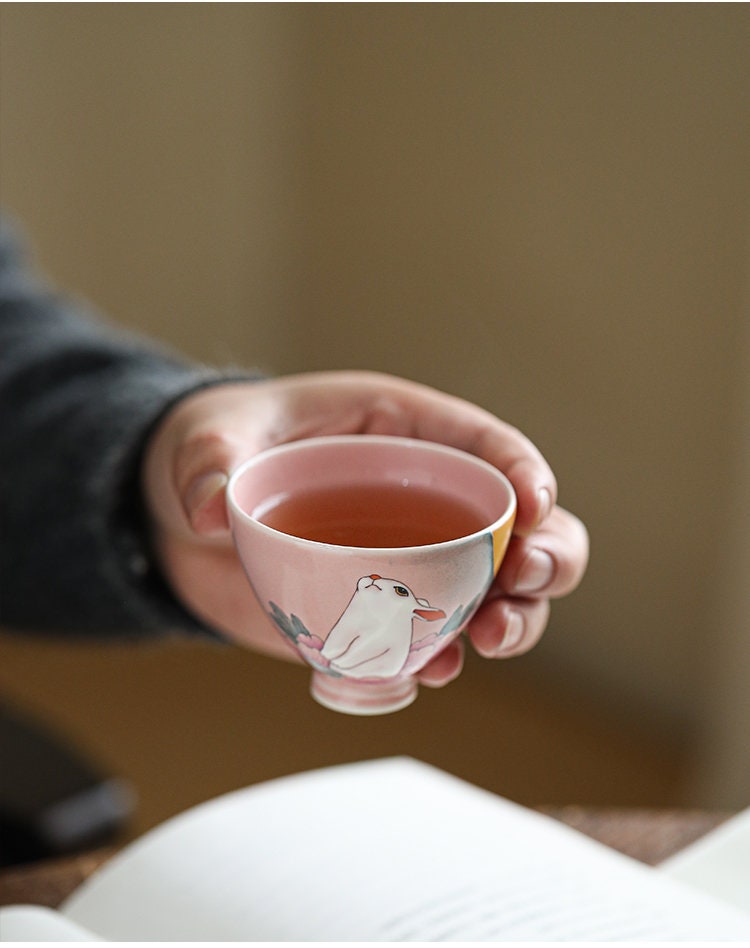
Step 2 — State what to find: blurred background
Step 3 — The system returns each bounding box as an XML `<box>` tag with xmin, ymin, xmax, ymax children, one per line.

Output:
<box><xmin>1</xmin><ymin>4</ymin><xmax>748</xmax><ymax>844</ymax></box>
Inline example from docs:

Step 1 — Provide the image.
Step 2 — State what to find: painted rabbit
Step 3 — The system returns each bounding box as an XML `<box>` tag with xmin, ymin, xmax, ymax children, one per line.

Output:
<box><xmin>321</xmin><ymin>574</ymin><xmax>446</xmax><ymax>679</ymax></box>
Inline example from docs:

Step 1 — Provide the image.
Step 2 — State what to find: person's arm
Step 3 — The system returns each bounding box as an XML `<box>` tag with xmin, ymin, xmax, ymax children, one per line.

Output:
<box><xmin>0</xmin><ymin>216</ymin><xmax>258</xmax><ymax>637</ymax></box>
<box><xmin>1</xmin><ymin>215</ymin><xmax>588</xmax><ymax>686</ymax></box>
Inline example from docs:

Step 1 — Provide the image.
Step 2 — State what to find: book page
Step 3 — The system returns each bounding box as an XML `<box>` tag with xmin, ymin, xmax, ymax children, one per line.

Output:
<box><xmin>0</xmin><ymin>905</ymin><xmax>98</xmax><ymax>941</ymax></box>
<box><xmin>57</xmin><ymin>758</ymin><xmax>750</xmax><ymax>941</ymax></box>
<box><xmin>660</xmin><ymin>806</ymin><xmax>750</xmax><ymax>915</ymax></box>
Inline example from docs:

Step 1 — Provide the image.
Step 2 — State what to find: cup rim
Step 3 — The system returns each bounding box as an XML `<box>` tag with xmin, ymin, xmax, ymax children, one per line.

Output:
<box><xmin>226</xmin><ymin>434</ymin><xmax>517</xmax><ymax>553</ymax></box>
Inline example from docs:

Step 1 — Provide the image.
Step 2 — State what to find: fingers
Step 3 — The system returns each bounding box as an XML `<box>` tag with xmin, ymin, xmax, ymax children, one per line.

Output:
<box><xmin>149</xmin><ymin>382</ymin><xmax>276</xmax><ymax>540</ymax></box>
<box><xmin>174</xmin><ymin>430</ymin><xmax>244</xmax><ymax>537</ymax></box>
<box><xmin>466</xmin><ymin>504</ymin><xmax>589</xmax><ymax>660</ymax></box>
<box><xmin>412</xmin><ymin>504</ymin><xmax>588</xmax><ymax>686</ymax></box>
<box><xmin>497</xmin><ymin>505</ymin><xmax>590</xmax><ymax>601</ymax></box>
<box><xmin>468</xmin><ymin>597</ymin><xmax>550</xmax><ymax>659</ymax></box>
<box><xmin>417</xmin><ymin>503</ymin><xmax>590</xmax><ymax>679</ymax></box>
<box><xmin>183</xmin><ymin>471</ymin><xmax>230</xmax><ymax>535</ymax></box>
<box><xmin>417</xmin><ymin>638</ymin><xmax>465</xmax><ymax>688</ymax></box>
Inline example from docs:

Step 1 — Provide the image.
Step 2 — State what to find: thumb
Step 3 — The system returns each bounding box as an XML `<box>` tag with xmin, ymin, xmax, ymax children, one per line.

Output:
<box><xmin>183</xmin><ymin>469</ymin><xmax>231</xmax><ymax>535</ymax></box>
<box><xmin>176</xmin><ymin>432</ymin><xmax>247</xmax><ymax>537</ymax></box>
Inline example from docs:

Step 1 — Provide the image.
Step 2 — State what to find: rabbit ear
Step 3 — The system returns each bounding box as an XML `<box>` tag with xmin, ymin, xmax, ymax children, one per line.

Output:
<box><xmin>413</xmin><ymin>606</ymin><xmax>447</xmax><ymax>622</ymax></box>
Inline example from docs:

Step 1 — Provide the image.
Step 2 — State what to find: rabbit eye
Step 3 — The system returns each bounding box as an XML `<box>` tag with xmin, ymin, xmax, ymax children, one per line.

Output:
<box><xmin>394</xmin><ymin>585</ymin><xmax>409</xmax><ymax>597</ymax></box>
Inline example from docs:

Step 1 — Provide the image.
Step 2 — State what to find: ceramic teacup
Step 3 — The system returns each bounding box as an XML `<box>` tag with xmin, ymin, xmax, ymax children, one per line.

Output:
<box><xmin>226</xmin><ymin>435</ymin><xmax>516</xmax><ymax>715</ymax></box>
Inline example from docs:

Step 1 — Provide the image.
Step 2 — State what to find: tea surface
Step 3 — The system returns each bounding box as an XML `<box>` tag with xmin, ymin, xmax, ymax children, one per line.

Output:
<box><xmin>256</xmin><ymin>482</ymin><xmax>488</xmax><ymax>547</ymax></box>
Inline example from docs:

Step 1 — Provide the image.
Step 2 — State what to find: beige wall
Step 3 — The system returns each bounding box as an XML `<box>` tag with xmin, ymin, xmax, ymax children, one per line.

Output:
<box><xmin>1</xmin><ymin>4</ymin><xmax>748</xmax><ymax>807</ymax></box>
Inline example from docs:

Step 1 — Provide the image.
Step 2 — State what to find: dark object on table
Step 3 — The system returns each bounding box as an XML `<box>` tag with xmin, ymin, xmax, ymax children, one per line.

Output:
<box><xmin>0</xmin><ymin>702</ymin><xmax>135</xmax><ymax>868</ymax></box>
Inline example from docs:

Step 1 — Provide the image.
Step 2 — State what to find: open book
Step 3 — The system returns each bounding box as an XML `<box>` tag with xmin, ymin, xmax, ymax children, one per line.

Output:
<box><xmin>1</xmin><ymin>757</ymin><xmax>749</xmax><ymax>941</ymax></box>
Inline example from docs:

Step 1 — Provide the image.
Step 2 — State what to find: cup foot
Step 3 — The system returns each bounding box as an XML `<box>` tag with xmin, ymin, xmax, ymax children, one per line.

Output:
<box><xmin>310</xmin><ymin>671</ymin><xmax>418</xmax><ymax>715</ymax></box>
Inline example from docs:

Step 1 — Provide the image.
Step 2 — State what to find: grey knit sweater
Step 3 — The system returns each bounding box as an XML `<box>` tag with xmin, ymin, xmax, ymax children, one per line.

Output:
<box><xmin>0</xmin><ymin>217</ymin><xmax>256</xmax><ymax>638</ymax></box>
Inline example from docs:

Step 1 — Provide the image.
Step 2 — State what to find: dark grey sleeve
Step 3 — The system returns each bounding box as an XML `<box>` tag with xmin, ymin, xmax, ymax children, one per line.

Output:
<box><xmin>0</xmin><ymin>216</ymin><xmax>260</xmax><ymax>638</ymax></box>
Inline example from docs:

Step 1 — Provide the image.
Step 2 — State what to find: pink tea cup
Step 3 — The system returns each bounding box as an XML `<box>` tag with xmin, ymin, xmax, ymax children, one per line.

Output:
<box><xmin>226</xmin><ymin>435</ymin><xmax>516</xmax><ymax>715</ymax></box>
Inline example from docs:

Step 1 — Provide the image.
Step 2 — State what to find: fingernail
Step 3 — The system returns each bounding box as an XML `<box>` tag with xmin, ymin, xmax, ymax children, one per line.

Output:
<box><xmin>538</xmin><ymin>487</ymin><xmax>553</xmax><ymax>523</ymax></box>
<box><xmin>183</xmin><ymin>471</ymin><xmax>228</xmax><ymax>530</ymax></box>
<box><xmin>497</xmin><ymin>610</ymin><xmax>525</xmax><ymax>654</ymax></box>
<box><xmin>515</xmin><ymin>549</ymin><xmax>555</xmax><ymax>594</ymax></box>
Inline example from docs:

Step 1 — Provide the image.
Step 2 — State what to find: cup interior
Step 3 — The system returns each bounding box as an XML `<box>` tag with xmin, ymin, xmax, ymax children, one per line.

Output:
<box><xmin>228</xmin><ymin>435</ymin><xmax>514</xmax><ymax>546</ymax></box>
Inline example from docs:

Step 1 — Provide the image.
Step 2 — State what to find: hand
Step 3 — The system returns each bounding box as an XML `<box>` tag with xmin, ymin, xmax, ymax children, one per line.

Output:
<box><xmin>142</xmin><ymin>371</ymin><xmax>589</xmax><ymax>687</ymax></box>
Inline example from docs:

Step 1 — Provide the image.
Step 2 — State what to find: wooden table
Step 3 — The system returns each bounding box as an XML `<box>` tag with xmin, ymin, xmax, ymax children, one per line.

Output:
<box><xmin>0</xmin><ymin>808</ymin><xmax>731</xmax><ymax>910</ymax></box>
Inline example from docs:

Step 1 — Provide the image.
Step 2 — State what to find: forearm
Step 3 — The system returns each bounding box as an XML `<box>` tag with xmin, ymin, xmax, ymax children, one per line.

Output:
<box><xmin>0</xmin><ymin>217</ymin><xmax>257</xmax><ymax>637</ymax></box>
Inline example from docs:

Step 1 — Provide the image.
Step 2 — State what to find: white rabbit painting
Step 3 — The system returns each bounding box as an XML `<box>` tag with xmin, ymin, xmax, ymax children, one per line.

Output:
<box><xmin>320</xmin><ymin>574</ymin><xmax>447</xmax><ymax>679</ymax></box>
<box><xmin>265</xmin><ymin>550</ymin><xmax>491</xmax><ymax>684</ymax></box>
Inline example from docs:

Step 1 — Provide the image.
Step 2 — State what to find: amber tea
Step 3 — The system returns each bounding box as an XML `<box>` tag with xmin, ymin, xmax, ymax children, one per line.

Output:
<box><xmin>255</xmin><ymin>482</ymin><xmax>489</xmax><ymax>548</ymax></box>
